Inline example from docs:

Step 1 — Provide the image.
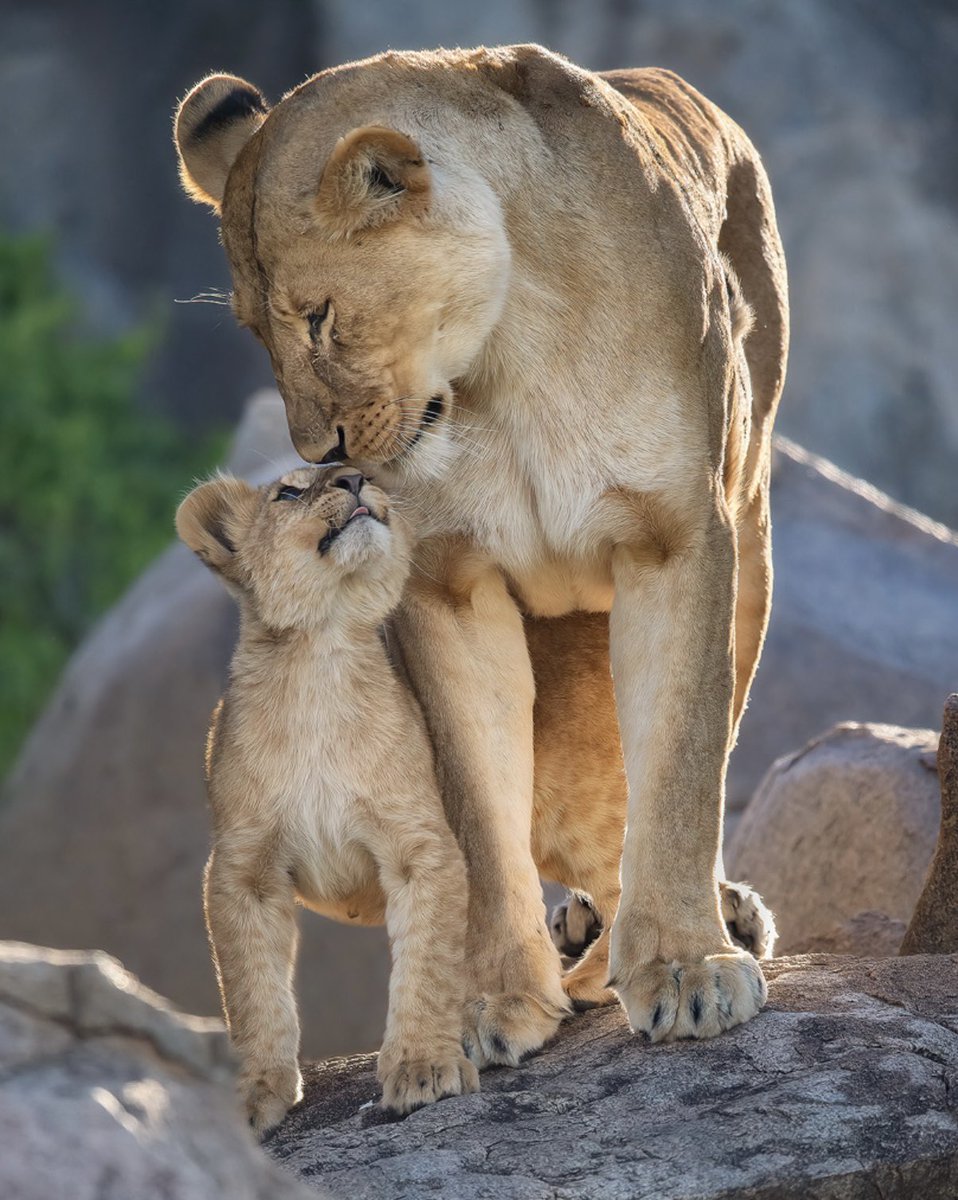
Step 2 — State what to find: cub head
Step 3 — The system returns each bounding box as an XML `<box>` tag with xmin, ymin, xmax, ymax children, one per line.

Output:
<box><xmin>174</xmin><ymin>68</ymin><xmax>512</xmax><ymax>481</ymax></box>
<box><xmin>176</xmin><ymin>466</ymin><xmax>410</xmax><ymax>630</ymax></box>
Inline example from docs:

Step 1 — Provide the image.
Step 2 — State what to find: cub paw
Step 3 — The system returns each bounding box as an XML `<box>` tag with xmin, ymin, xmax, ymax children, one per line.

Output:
<box><xmin>613</xmin><ymin>948</ymin><xmax>767</xmax><ymax>1043</ymax></box>
<box><xmin>241</xmin><ymin>1064</ymin><xmax>302</xmax><ymax>1135</ymax></box>
<box><xmin>550</xmin><ymin>892</ymin><xmax>603</xmax><ymax>960</ymax></box>
<box><xmin>462</xmin><ymin>992</ymin><xmax>569</xmax><ymax>1069</ymax></box>
<box><xmin>721</xmin><ymin>880</ymin><xmax>777</xmax><ymax>959</ymax></box>
<box><xmin>378</xmin><ymin>1049</ymin><xmax>479</xmax><ymax>1114</ymax></box>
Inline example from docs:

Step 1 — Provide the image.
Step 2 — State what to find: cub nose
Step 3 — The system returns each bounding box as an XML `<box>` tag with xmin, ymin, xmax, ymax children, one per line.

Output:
<box><xmin>331</xmin><ymin>469</ymin><xmax>365</xmax><ymax>498</ymax></box>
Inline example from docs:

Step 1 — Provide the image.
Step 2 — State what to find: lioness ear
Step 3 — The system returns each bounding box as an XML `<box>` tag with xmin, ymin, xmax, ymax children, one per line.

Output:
<box><xmin>316</xmin><ymin>126</ymin><xmax>431</xmax><ymax>238</ymax></box>
<box><xmin>176</xmin><ymin>476</ymin><xmax>259</xmax><ymax>577</ymax></box>
<box><xmin>174</xmin><ymin>74</ymin><xmax>269</xmax><ymax>211</ymax></box>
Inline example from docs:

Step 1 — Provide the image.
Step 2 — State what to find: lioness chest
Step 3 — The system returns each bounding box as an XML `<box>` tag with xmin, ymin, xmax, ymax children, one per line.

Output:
<box><xmin>408</xmin><ymin>389</ymin><xmax>695</xmax><ymax>617</ymax></box>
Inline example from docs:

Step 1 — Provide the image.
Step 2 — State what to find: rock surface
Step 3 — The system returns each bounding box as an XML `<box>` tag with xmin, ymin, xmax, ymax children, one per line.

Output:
<box><xmin>728</xmin><ymin>722</ymin><xmax>941</xmax><ymax>953</ymax></box>
<box><xmin>267</xmin><ymin>954</ymin><xmax>958</xmax><ymax>1199</ymax></box>
<box><xmin>3</xmin><ymin>396</ymin><xmax>958</xmax><ymax>1055</ymax></box>
<box><xmin>0</xmin><ymin>941</ymin><xmax>316</xmax><ymax>1200</ymax></box>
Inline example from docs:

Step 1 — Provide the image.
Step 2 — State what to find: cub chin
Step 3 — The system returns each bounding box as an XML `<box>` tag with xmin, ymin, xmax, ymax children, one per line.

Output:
<box><xmin>176</xmin><ymin>465</ymin><xmax>477</xmax><ymax>1133</ymax></box>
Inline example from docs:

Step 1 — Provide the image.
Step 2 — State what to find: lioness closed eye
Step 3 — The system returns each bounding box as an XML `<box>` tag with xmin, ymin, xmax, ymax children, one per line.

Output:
<box><xmin>176</xmin><ymin>465</ymin><xmax>478</xmax><ymax>1131</ymax></box>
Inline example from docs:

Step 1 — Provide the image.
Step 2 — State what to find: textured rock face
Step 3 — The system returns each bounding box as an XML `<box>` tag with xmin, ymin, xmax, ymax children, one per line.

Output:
<box><xmin>268</xmin><ymin>954</ymin><xmax>958</xmax><ymax>1200</ymax></box>
<box><xmin>0</xmin><ymin>942</ymin><xmax>316</xmax><ymax>1200</ymax></box>
<box><xmin>3</xmin><ymin>396</ymin><xmax>957</xmax><ymax>1056</ymax></box>
<box><xmin>728</xmin><ymin>722</ymin><xmax>941</xmax><ymax>953</ymax></box>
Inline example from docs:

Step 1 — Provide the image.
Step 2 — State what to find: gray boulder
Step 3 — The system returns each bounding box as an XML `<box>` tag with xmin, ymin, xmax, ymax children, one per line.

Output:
<box><xmin>267</xmin><ymin>953</ymin><xmax>958</xmax><ymax>1199</ymax></box>
<box><xmin>0</xmin><ymin>941</ymin><xmax>316</xmax><ymax>1200</ymax></box>
<box><xmin>728</xmin><ymin>722</ymin><xmax>941</xmax><ymax>953</ymax></box>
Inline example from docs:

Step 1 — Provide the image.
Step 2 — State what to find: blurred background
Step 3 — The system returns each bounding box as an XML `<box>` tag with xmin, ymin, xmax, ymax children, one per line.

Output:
<box><xmin>1</xmin><ymin>0</ymin><xmax>957</xmax><ymax>1056</ymax></box>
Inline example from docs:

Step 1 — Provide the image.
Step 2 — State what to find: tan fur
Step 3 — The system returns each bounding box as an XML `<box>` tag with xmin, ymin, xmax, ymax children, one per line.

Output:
<box><xmin>175</xmin><ymin>45</ymin><xmax>788</xmax><ymax>1055</ymax></box>
<box><xmin>177</xmin><ymin>466</ymin><xmax>477</xmax><ymax>1130</ymax></box>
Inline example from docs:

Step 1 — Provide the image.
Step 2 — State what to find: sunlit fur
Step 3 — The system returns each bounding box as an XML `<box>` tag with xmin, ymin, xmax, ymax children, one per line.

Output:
<box><xmin>176</xmin><ymin>466</ymin><xmax>478</xmax><ymax>1130</ymax></box>
<box><xmin>175</xmin><ymin>44</ymin><xmax>789</xmax><ymax>1057</ymax></box>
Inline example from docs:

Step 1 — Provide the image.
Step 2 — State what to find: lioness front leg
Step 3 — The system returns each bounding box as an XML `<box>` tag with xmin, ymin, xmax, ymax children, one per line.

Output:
<box><xmin>607</xmin><ymin>495</ymin><xmax>767</xmax><ymax>1042</ymax></box>
<box><xmin>376</xmin><ymin>827</ymin><xmax>478</xmax><ymax>1112</ymax></box>
<box><xmin>394</xmin><ymin>545</ymin><xmax>569</xmax><ymax>1068</ymax></box>
<box><xmin>204</xmin><ymin>848</ymin><xmax>302</xmax><ymax>1133</ymax></box>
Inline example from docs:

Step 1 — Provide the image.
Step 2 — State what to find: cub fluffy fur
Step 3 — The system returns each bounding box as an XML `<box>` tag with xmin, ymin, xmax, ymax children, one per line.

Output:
<box><xmin>176</xmin><ymin>465</ymin><xmax>477</xmax><ymax>1131</ymax></box>
<box><xmin>174</xmin><ymin>45</ymin><xmax>789</xmax><ymax>1059</ymax></box>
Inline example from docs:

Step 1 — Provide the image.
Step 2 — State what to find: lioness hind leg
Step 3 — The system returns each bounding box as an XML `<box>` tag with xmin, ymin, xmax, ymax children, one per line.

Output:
<box><xmin>721</xmin><ymin>880</ymin><xmax>777</xmax><ymax>959</ymax></box>
<box><xmin>551</xmin><ymin>892</ymin><xmax>602</xmax><ymax>959</ymax></box>
<box><xmin>527</xmin><ymin>612</ymin><xmax>624</xmax><ymax>1013</ymax></box>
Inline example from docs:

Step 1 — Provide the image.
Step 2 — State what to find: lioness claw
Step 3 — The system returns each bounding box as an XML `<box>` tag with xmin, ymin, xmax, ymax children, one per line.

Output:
<box><xmin>615</xmin><ymin>949</ymin><xmax>767</xmax><ymax>1043</ymax></box>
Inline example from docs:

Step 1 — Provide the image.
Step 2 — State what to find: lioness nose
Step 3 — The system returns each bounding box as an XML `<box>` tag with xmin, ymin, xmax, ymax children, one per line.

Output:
<box><xmin>318</xmin><ymin>425</ymin><xmax>348</xmax><ymax>464</ymax></box>
<box><xmin>331</xmin><ymin>469</ymin><xmax>364</xmax><ymax>498</ymax></box>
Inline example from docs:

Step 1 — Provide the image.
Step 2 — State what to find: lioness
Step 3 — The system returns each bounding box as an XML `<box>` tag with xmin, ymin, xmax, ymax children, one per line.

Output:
<box><xmin>176</xmin><ymin>466</ymin><xmax>478</xmax><ymax>1128</ymax></box>
<box><xmin>174</xmin><ymin>44</ymin><xmax>788</xmax><ymax>1059</ymax></box>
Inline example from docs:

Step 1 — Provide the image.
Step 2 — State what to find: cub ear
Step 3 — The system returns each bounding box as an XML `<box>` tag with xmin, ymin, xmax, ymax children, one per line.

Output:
<box><xmin>174</xmin><ymin>74</ymin><xmax>269</xmax><ymax>211</ymax></box>
<box><xmin>176</xmin><ymin>475</ymin><xmax>259</xmax><ymax>577</ymax></box>
<box><xmin>316</xmin><ymin>126</ymin><xmax>431</xmax><ymax>238</ymax></box>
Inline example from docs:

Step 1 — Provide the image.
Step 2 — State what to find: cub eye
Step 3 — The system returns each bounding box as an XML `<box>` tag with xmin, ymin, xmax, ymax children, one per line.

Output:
<box><xmin>307</xmin><ymin>302</ymin><xmax>331</xmax><ymax>340</ymax></box>
<box><xmin>274</xmin><ymin>484</ymin><xmax>304</xmax><ymax>502</ymax></box>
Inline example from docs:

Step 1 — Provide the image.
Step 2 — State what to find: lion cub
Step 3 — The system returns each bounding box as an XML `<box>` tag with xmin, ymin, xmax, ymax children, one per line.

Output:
<box><xmin>176</xmin><ymin>465</ymin><xmax>478</xmax><ymax>1132</ymax></box>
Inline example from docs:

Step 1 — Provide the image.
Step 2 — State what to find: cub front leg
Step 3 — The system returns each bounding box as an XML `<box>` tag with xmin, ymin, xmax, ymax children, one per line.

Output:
<box><xmin>394</xmin><ymin>541</ymin><xmax>569</xmax><ymax>1069</ymax></box>
<box><xmin>607</xmin><ymin>493</ymin><xmax>767</xmax><ymax>1042</ymax></box>
<box><xmin>376</xmin><ymin>827</ymin><xmax>478</xmax><ymax>1112</ymax></box>
<box><xmin>204</xmin><ymin>846</ymin><xmax>302</xmax><ymax>1133</ymax></box>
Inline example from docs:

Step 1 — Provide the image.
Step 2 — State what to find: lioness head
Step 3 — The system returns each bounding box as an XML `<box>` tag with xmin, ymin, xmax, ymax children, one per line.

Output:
<box><xmin>174</xmin><ymin>68</ymin><xmax>512</xmax><ymax>479</ymax></box>
<box><xmin>176</xmin><ymin>466</ymin><xmax>410</xmax><ymax>629</ymax></box>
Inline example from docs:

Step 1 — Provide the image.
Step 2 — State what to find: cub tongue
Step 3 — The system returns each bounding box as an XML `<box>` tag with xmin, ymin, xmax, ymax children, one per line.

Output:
<box><xmin>349</xmin><ymin>505</ymin><xmax>370</xmax><ymax>520</ymax></box>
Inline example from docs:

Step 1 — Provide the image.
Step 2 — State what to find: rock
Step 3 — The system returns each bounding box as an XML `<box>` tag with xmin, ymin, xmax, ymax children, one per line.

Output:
<box><xmin>0</xmin><ymin>941</ymin><xmax>317</xmax><ymax>1200</ymax></box>
<box><xmin>0</xmin><ymin>393</ymin><xmax>392</xmax><ymax>1060</ymax></box>
<box><xmin>902</xmin><ymin>693</ymin><xmax>958</xmax><ymax>955</ymax></box>
<box><xmin>797</xmin><ymin>911</ymin><xmax>908</xmax><ymax>959</ymax></box>
<box><xmin>266</xmin><ymin>953</ymin><xmax>958</xmax><ymax>1199</ymax></box>
<box><xmin>732</xmin><ymin>438</ymin><xmax>958</xmax><ymax>812</ymax></box>
<box><xmin>728</xmin><ymin>722</ymin><xmax>941</xmax><ymax>954</ymax></box>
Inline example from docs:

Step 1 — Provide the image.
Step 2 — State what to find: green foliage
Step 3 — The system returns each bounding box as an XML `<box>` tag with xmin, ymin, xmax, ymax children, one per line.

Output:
<box><xmin>0</xmin><ymin>232</ymin><xmax>223</xmax><ymax>777</ymax></box>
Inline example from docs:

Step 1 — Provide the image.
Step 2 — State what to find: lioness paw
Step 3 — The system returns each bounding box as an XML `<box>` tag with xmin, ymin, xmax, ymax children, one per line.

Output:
<box><xmin>550</xmin><ymin>893</ymin><xmax>602</xmax><ymax>960</ymax></box>
<box><xmin>462</xmin><ymin>992</ymin><xmax>569</xmax><ymax>1069</ymax></box>
<box><xmin>378</xmin><ymin>1050</ymin><xmax>478</xmax><ymax>1114</ymax></box>
<box><xmin>561</xmin><ymin>939</ymin><xmax>618</xmax><ymax>1011</ymax></box>
<box><xmin>241</xmin><ymin>1064</ymin><xmax>302</xmax><ymax>1135</ymax></box>
<box><xmin>613</xmin><ymin>948</ymin><xmax>767</xmax><ymax>1043</ymax></box>
<box><xmin>720</xmin><ymin>880</ymin><xmax>777</xmax><ymax>959</ymax></box>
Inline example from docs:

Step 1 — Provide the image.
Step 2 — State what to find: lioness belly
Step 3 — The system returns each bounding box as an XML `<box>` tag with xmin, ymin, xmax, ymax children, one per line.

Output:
<box><xmin>505</xmin><ymin>555</ymin><xmax>614</xmax><ymax>618</ymax></box>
